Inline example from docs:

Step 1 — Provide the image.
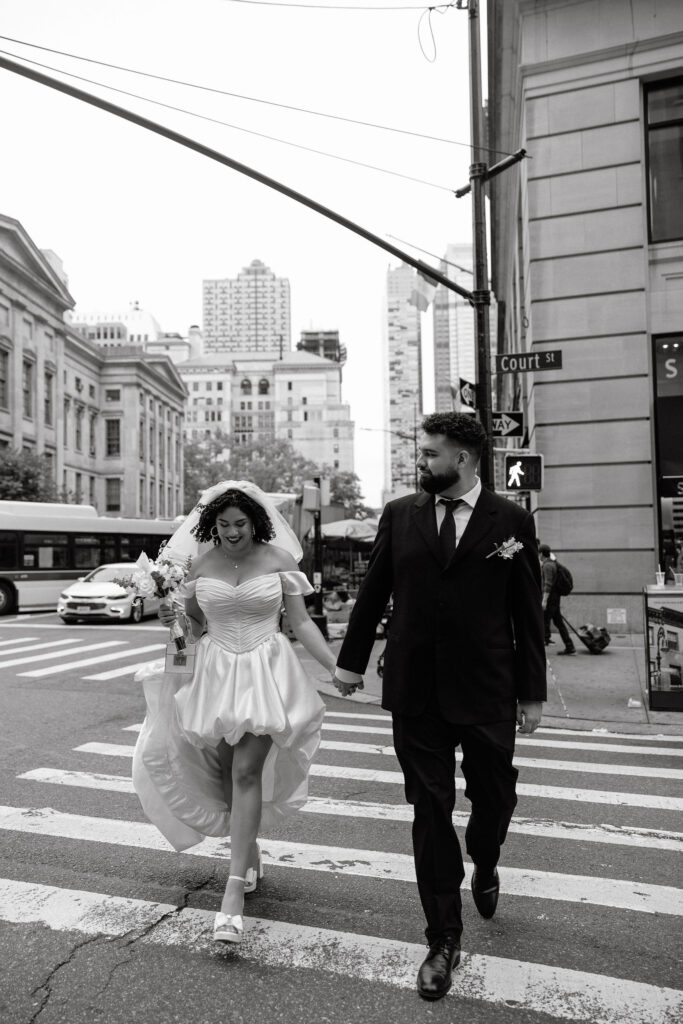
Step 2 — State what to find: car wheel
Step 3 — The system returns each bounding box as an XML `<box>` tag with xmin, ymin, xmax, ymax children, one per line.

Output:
<box><xmin>60</xmin><ymin>616</ymin><xmax>77</xmax><ymax>624</ymax></box>
<box><xmin>0</xmin><ymin>582</ymin><xmax>16</xmax><ymax>615</ymax></box>
<box><xmin>129</xmin><ymin>598</ymin><xmax>143</xmax><ymax>624</ymax></box>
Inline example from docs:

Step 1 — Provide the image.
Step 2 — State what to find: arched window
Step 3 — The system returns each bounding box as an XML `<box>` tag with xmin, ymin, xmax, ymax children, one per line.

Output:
<box><xmin>240</xmin><ymin>379</ymin><xmax>252</xmax><ymax>395</ymax></box>
<box><xmin>258</xmin><ymin>378</ymin><xmax>270</xmax><ymax>395</ymax></box>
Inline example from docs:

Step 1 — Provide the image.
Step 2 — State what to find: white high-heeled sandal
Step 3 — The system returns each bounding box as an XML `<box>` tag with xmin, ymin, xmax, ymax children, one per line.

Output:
<box><xmin>214</xmin><ymin>875</ymin><xmax>246</xmax><ymax>944</ymax></box>
<box><xmin>244</xmin><ymin>843</ymin><xmax>264</xmax><ymax>894</ymax></box>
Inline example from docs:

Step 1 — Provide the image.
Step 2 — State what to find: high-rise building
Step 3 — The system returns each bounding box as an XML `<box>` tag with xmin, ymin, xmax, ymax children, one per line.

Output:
<box><xmin>385</xmin><ymin>263</ymin><xmax>422</xmax><ymax>497</ymax></box>
<box><xmin>203</xmin><ymin>259</ymin><xmax>291</xmax><ymax>355</ymax></box>
<box><xmin>70</xmin><ymin>301</ymin><xmax>163</xmax><ymax>346</ymax></box>
<box><xmin>433</xmin><ymin>244</ymin><xmax>476</xmax><ymax>412</ymax></box>
<box><xmin>297</xmin><ymin>329</ymin><xmax>347</xmax><ymax>365</ymax></box>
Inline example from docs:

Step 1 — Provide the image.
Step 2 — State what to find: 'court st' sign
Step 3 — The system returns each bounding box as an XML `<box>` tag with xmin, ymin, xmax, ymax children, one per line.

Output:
<box><xmin>495</xmin><ymin>350</ymin><xmax>562</xmax><ymax>373</ymax></box>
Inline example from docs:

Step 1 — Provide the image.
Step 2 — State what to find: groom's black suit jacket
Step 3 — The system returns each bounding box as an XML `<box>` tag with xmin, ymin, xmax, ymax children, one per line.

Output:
<box><xmin>337</xmin><ymin>487</ymin><xmax>547</xmax><ymax>723</ymax></box>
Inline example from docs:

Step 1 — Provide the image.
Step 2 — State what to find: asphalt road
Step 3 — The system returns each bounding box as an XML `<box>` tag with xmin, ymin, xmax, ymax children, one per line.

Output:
<box><xmin>0</xmin><ymin>611</ymin><xmax>682</xmax><ymax>1024</ymax></box>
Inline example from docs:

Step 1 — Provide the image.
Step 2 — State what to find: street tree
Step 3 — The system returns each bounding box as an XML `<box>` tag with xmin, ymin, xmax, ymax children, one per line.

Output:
<box><xmin>0</xmin><ymin>448</ymin><xmax>59</xmax><ymax>502</ymax></box>
<box><xmin>323</xmin><ymin>468</ymin><xmax>374</xmax><ymax>519</ymax></box>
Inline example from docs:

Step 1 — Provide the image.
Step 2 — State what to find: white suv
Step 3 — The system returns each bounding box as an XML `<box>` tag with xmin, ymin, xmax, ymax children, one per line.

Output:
<box><xmin>57</xmin><ymin>563</ymin><xmax>161</xmax><ymax>624</ymax></box>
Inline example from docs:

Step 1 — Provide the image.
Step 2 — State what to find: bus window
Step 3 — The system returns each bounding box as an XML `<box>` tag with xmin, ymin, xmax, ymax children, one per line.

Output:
<box><xmin>102</xmin><ymin>537</ymin><xmax>118</xmax><ymax>563</ymax></box>
<box><xmin>0</xmin><ymin>532</ymin><xmax>18</xmax><ymax>569</ymax></box>
<box><xmin>23</xmin><ymin>533</ymin><xmax>69</xmax><ymax>569</ymax></box>
<box><xmin>74</xmin><ymin>535</ymin><xmax>101</xmax><ymax>569</ymax></box>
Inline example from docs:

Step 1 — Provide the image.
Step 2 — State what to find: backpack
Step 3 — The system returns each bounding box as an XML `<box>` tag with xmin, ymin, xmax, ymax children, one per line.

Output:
<box><xmin>554</xmin><ymin>561</ymin><xmax>573</xmax><ymax>596</ymax></box>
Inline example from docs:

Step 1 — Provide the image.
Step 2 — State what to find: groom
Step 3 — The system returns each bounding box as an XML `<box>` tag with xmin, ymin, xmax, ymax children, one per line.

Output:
<box><xmin>334</xmin><ymin>412</ymin><xmax>546</xmax><ymax>1001</ymax></box>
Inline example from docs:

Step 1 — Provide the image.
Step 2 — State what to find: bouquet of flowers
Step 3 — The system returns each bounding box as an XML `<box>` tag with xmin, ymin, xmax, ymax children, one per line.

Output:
<box><xmin>114</xmin><ymin>544</ymin><xmax>192</xmax><ymax>650</ymax></box>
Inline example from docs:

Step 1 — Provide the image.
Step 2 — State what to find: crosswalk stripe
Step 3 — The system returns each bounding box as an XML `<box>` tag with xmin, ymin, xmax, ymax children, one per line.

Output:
<box><xmin>0</xmin><ymin>636</ymin><xmax>38</xmax><ymax>648</ymax></box>
<box><xmin>324</xmin><ymin>712</ymin><xmax>683</xmax><ymax>743</ymax></box>
<box><xmin>321</xmin><ymin>722</ymin><xmax>683</xmax><ymax>757</ymax></box>
<box><xmin>0</xmin><ymin>638</ymin><xmax>88</xmax><ymax>660</ymax></box>
<box><xmin>0</xmin><ymin>640</ymin><xmax>125</xmax><ymax>669</ymax></box>
<box><xmin>83</xmin><ymin>657</ymin><xmax>164</xmax><ymax>681</ymax></box>
<box><xmin>71</xmin><ymin>743</ymin><xmax>683</xmax><ymax>810</ymax></box>
<box><xmin>322</xmin><ymin>740</ymin><xmax>683</xmax><ymax>780</ymax></box>
<box><xmin>3</xmin><ymin>878</ymin><xmax>680</xmax><ymax>1023</ymax></box>
<box><xmin>76</xmin><ymin>738</ymin><xmax>683</xmax><ymax>783</ymax></box>
<box><xmin>17</xmin><ymin>770</ymin><xmax>683</xmax><ymax>853</ymax></box>
<box><xmin>18</xmin><ymin>644</ymin><xmax>165</xmax><ymax>679</ymax></box>
<box><xmin>0</xmin><ymin>805</ymin><xmax>679</xmax><ymax>916</ymax></box>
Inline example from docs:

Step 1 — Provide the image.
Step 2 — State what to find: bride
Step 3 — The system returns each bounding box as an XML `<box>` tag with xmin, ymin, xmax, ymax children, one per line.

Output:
<box><xmin>132</xmin><ymin>481</ymin><xmax>342</xmax><ymax>944</ymax></box>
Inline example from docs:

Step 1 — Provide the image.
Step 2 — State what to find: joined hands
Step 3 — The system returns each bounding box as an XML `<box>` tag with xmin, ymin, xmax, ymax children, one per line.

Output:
<box><xmin>331</xmin><ymin>672</ymin><xmax>364</xmax><ymax>697</ymax></box>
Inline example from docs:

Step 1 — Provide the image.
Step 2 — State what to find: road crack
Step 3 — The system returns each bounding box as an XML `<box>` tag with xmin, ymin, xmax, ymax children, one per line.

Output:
<box><xmin>29</xmin><ymin>933</ymin><xmax>109</xmax><ymax>1024</ymax></box>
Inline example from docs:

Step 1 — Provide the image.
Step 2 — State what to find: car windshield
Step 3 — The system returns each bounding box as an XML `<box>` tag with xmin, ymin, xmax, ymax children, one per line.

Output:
<box><xmin>83</xmin><ymin>566</ymin><xmax>131</xmax><ymax>584</ymax></box>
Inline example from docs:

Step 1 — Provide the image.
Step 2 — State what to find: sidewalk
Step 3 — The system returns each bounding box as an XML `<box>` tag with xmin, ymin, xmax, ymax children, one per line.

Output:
<box><xmin>298</xmin><ymin>632</ymin><xmax>683</xmax><ymax>737</ymax></box>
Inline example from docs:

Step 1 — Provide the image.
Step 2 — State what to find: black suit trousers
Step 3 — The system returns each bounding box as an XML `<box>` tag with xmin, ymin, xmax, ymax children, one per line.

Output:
<box><xmin>392</xmin><ymin>699</ymin><xmax>518</xmax><ymax>943</ymax></box>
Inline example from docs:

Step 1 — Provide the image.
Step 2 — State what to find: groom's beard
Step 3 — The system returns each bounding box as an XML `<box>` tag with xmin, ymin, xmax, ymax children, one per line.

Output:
<box><xmin>419</xmin><ymin>468</ymin><xmax>461</xmax><ymax>494</ymax></box>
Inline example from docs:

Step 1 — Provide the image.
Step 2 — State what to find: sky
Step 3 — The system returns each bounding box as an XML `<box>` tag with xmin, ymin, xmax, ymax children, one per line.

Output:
<box><xmin>0</xmin><ymin>0</ymin><xmax>482</xmax><ymax>506</ymax></box>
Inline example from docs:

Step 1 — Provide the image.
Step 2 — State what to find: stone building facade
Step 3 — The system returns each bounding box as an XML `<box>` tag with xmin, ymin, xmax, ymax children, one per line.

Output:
<box><xmin>487</xmin><ymin>0</ymin><xmax>683</xmax><ymax>629</ymax></box>
<box><xmin>0</xmin><ymin>214</ymin><xmax>186</xmax><ymax>518</ymax></box>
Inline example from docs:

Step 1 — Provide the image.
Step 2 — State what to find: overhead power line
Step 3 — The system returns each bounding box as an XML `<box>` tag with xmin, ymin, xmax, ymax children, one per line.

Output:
<box><xmin>0</xmin><ymin>49</ymin><xmax>456</xmax><ymax>193</ymax></box>
<box><xmin>0</xmin><ymin>52</ymin><xmax>474</xmax><ymax>302</ymax></box>
<box><xmin>0</xmin><ymin>33</ymin><xmax>514</xmax><ymax>157</ymax></box>
<box><xmin>223</xmin><ymin>0</ymin><xmax>455</xmax><ymax>9</ymax></box>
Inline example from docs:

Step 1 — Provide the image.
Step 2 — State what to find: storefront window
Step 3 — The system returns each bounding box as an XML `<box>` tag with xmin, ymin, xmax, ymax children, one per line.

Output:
<box><xmin>646</xmin><ymin>78</ymin><xmax>683</xmax><ymax>242</ymax></box>
<box><xmin>653</xmin><ymin>334</ymin><xmax>683</xmax><ymax>574</ymax></box>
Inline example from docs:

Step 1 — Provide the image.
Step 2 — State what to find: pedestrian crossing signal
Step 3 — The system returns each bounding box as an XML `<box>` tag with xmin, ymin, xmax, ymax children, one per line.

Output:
<box><xmin>504</xmin><ymin>454</ymin><xmax>544</xmax><ymax>491</ymax></box>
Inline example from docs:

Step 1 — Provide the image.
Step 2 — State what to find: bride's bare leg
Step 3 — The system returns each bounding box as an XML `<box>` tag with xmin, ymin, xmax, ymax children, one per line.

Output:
<box><xmin>216</xmin><ymin>739</ymin><xmax>234</xmax><ymax>812</ymax></box>
<box><xmin>221</xmin><ymin>732</ymin><xmax>272</xmax><ymax>916</ymax></box>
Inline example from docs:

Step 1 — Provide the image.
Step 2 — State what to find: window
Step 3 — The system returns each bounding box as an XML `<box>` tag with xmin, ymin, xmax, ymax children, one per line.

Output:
<box><xmin>89</xmin><ymin>384</ymin><xmax>96</xmax><ymax>399</ymax></box>
<box><xmin>63</xmin><ymin>399</ymin><xmax>70</xmax><ymax>446</ymax></box>
<box><xmin>241</xmin><ymin>379</ymin><xmax>252</xmax><ymax>394</ymax></box>
<box><xmin>105</xmin><ymin>419</ymin><xmax>121</xmax><ymax>457</ymax></box>
<box><xmin>22</xmin><ymin>360</ymin><xmax>34</xmax><ymax>418</ymax></box>
<box><xmin>105</xmin><ymin>477</ymin><xmax>121</xmax><ymax>512</ymax></box>
<box><xmin>0</xmin><ymin>531</ymin><xmax>18</xmax><ymax>570</ymax></box>
<box><xmin>75</xmin><ymin>472</ymin><xmax>83</xmax><ymax>502</ymax></box>
<box><xmin>149</xmin><ymin>423</ymin><xmax>155</xmax><ymax>463</ymax></box>
<box><xmin>333</xmin><ymin>428</ymin><xmax>339</xmax><ymax>438</ymax></box>
<box><xmin>193</xmin><ymin>382</ymin><xmax>199</xmax><ymax>391</ymax></box>
<box><xmin>0</xmin><ymin>349</ymin><xmax>9</xmax><ymax>408</ymax></box>
<box><xmin>44</xmin><ymin>371</ymin><xmax>54</xmax><ymax>426</ymax></box>
<box><xmin>139</xmin><ymin>477</ymin><xmax>145</xmax><ymax>515</ymax></box>
<box><xmin>105</xmin><ymin>388</ymin><xmax>121</xmax><ymax>402</ymax></box>
<box><xmin>23</xmin><ymin>532</ymin><xmax>68</xmax><ymax>569</ymax></box>
<box><xmin>302</xmin><ymin>396</ymin><xmax>307</xmax><ymax>406</ymax></box>
<box><xmin>217</xmin><ymin>381</ymin><xmax>223</xmax><ymax>391</ymax></box>
<box><xmin>646</xmin><ymin>78</ymin><xmax>683</xmax><ymax>242</ymax></box>
<box><xmin>89</xmin><ymin>475</ymin><xmax>96</xmax><ymax>505</ymax></box>
<box><xmin>303</xmin><ymin>411</ymin><xmax>308</xmax><ymax>422</ymax></box>
<box><xmin>258</xmin><ymin>378</ymin><xmax>269</xmax><ymax>394</ymax></box>
<box><xmin>139</xmin><ymin>420</ymin><xmax>145</xmax><ymax>459</ymax></box>
<box><xmin>206</xmin><ymin>382</ymin><xmax>212</xmax><ymax>391</ymax></box>
<box><xmin>89</xmin><ymin>414</ymin><xmax>97</xmax><ymax>457</ymax></box>
<box><xmin>74</xmin><ymin>407</ymin><xmax>83</xmax><ymax>451</ymax></box>
<box><xmin>287</xmin><ymin>381</ymin><xmax>292</xmax><ymax>391</ymax></box>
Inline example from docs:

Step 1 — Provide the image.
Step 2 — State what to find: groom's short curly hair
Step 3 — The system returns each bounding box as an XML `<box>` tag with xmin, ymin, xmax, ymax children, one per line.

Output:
<box><xmin>191</xmin><ymin>488</ymin><xmax>275</xmax><ymax>545</ymax></box>
<box><xmin>421</xmin><ymin>412</ymin><xmax>487</xmax><ymax>458</ymax></box>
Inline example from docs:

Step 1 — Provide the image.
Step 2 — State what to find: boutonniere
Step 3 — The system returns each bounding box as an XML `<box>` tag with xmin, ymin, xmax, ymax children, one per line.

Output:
<box><xmin>486</xmin><ymin>536</ymin><xmax>524</xmax><ymax>560</ymax></box>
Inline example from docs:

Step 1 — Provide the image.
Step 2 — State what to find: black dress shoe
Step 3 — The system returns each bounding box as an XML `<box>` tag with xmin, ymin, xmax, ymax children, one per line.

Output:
<box><xmin>416</xmin><ymin>935</ymin><xmax>461</xmax><ymax>1001</ymax></box>
<box><xmin>471</xmin><ymin>866</ymin><xmax>500</xmax><ymax>918</ymax></box>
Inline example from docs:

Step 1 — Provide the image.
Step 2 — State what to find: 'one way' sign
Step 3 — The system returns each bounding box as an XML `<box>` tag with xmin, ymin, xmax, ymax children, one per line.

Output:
<box><xmin>492</xmin><ymin>410</ymin><xmax>525</xmax><ymax>437</ymax></box>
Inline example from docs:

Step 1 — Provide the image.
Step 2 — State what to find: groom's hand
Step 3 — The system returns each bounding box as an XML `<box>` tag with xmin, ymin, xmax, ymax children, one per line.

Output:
<box><xmin>332</xmin><ymin>673</ymin><xmax>363</xmax><ymax>697</ymax></box>
<box><xmin>516</xmin><ymin>700</ymin><xmax>543</xmax><ymax>734</ymax></box>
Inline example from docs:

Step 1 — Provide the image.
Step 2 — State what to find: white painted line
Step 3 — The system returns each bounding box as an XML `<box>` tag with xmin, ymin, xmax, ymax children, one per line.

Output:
<box><xmin>0</xmin><ymin>636</ymin><xmax>38</xmax><ymax>648</ymax></box>
<box><xmin>0</xmin><ymin>638</ymin><xmax>86</xmax><ymax>660</ymax></box>
<box><xmin>19</xmin><ymin>644</ymin><xmax>163</xmax><ymax>678</ymax></box>
<box><xmin>18</xmin><ymin>769</ymin><xmax>683</xmax><ymax>853</ymax></box>
<box><xmin>3</xmin><ymin>878</ymin><xmax>681</xmax><ymax>1023</ymax></box>
<box><xmin>83</xmin><ymin>656</ymin><xmax>164</xmax><ymax>681</ymax></box>
<box><xmin>0</xmin><ymin>641</ymin><xmax>125</xmax><ymax>669</ymax></box>
<box><xmin>320</xmin><ymin>740</ymin><xmax>683</xmax><ymax>780</ymax></box>
<box><xmin>74</xmin><ymin>741</ymin><xmax>683</xmax><ymax>810</ymax></box>
<box><xmin>0</xmin><ymin>805</ymin><xmax>679</xmax><ymax>916</ymax></box>
<box><xmin>322</xmin><ymin>722</ymin><xmax>683</xmax><ymax>757</ymax></box>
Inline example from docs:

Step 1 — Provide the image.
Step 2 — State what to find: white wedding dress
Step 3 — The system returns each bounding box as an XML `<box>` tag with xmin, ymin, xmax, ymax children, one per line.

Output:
<box><xmin>132</xmin><ymin>571</ymin><xmax>326</xmax><ymax>852</ymax></box>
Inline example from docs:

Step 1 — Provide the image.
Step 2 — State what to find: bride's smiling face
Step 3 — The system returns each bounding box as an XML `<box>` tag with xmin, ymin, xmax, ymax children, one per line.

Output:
<box><xmin>214</xmin><ymin>505</ymin><xmax>254</xmax><ymax>556</ymax></box>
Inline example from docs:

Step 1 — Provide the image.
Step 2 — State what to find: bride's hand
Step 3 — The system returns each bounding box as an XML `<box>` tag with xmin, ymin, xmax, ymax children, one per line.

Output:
<box><xmin>158</xmin><ymin>604</ymin><xmax>176</xmax><ymax>627</ymax></box>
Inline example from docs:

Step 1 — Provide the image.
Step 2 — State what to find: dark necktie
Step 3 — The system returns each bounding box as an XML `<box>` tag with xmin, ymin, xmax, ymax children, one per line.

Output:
<box><xmin>438</xmin><ymin>498</ymin><xmax>463</xmax><ymax>565</ymax></box>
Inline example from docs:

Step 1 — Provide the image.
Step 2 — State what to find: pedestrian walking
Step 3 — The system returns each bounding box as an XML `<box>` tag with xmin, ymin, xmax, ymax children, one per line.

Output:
<box><xmin>132</xmin><ymin>481</ymin><xmax>335</xmax><ymax>944</ymax></box>
<box><xmin>539</xmin><ymin>543</ymin><xmax>576</xmax><ymax>655</ymax></box>
<box><xmin>333</xmin><ymin>412</ymin><xmax>546</xmax><ymax>1001</ymax></box>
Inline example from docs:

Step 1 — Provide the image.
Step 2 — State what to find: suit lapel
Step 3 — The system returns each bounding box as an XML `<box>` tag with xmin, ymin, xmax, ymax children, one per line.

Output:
<box><xmin>411</xmin><ymin>492</ymin><xmax>441</xmax><ymax>565</ymax></box>
<box><xmin>448</xmin><ymin>486</ymin><xmax>498</xmax><ymax>569</ymax></box>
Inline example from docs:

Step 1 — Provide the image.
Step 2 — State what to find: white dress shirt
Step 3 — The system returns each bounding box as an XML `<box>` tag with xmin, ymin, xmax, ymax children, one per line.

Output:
<box><xmin>335</xmin><ymin>478</ymin><xmax>482</xmax><ymax>685</ymax></box>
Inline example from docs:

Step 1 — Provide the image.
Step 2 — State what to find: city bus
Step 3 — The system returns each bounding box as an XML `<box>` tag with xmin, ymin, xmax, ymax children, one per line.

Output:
<box><xmin>0</xmin><ymin>501</ymin><xmax>176</xmax><ymax>614</ymax></box>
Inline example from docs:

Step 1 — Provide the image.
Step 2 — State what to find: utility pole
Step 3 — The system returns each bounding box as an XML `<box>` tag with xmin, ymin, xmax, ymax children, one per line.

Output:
<box><xmin>466</xmin><ymin>0</ymin><xmax>495</xmax><ymax>490</ymax></box>
<box><xmin>311</xmin><ymin>476</ymin><xmax>328</xmax><ymax>639</ymax></box>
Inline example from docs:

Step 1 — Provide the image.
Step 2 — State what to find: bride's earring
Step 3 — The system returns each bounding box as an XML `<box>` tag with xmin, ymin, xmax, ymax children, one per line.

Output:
<box><xmin>210</xmin><ymin>525</ymin><xmax>219</xmax><ymax>545</ymax></box>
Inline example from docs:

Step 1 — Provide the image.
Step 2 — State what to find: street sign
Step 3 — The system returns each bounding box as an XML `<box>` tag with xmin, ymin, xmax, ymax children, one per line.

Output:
<box><xmin>458</xmin><ymin>377</ymin><xmax>476</xmax><ymax>409</ymax></box>
<box><xmin>492</xmin><ymin>410</ymin><xmax>524</xmax><ymax>437</ymax></box>
<box><xmin>495</xmin><ymin>350</ymin><xmax>562</xmax><ymax>374</ymax></box>
<box><xmin>504</xmin><ymin>453</ymin><xmax>544</xmax><ymax>491</ymax></box>
<box><xmin>660</xmin><ymin>476</ymin><xmax>683</xmax><ymax>498</ymax></box>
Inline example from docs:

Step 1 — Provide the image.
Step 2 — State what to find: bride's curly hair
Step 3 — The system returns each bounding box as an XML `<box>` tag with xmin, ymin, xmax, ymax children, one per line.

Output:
<box><xmin>190</xmin><ymin>488</ymin><xmax>276</xmax><ymax>545</ymax></box>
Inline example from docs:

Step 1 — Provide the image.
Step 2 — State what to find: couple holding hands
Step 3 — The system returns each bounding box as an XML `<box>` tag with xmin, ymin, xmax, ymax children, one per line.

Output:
<box><xmin>133</xmin><ymin>412</ymin><xmax>546</xmax><ymax>1002</ymax></box>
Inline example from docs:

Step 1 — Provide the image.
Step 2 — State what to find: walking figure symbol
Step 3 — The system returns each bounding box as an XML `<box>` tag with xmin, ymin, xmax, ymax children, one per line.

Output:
<box><xmin>507</xmin><ymin>460</ymin><xmax>524</xmax><ymax>488</ymax></box>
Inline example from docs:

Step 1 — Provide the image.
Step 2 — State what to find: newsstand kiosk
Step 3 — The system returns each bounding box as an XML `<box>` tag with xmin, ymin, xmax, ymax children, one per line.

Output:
<box><xmin>644</xmin><ymin>583</ymin><xmax>683</xmax><ymax>711</ymax></box>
